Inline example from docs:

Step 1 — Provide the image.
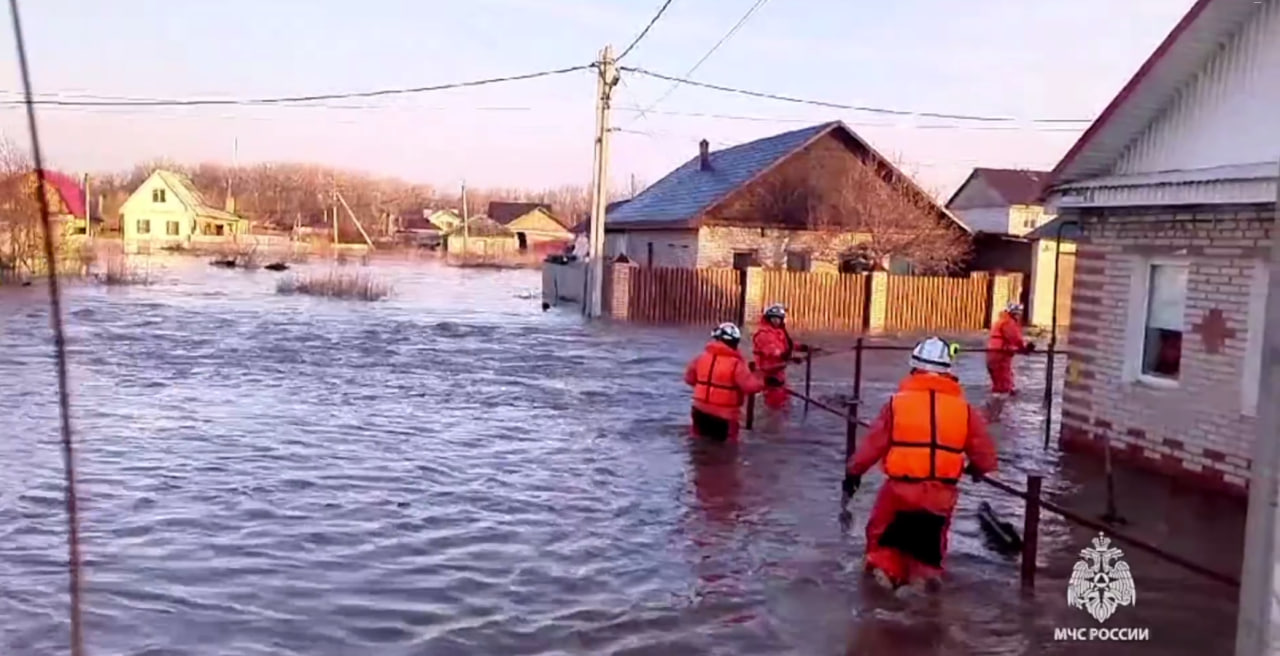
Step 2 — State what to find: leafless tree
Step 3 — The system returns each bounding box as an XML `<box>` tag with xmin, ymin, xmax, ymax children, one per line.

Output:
<box><xmin>745</xmin><ymin>148</ymin><xmax>971</xmax><ymax>273</ymax></box>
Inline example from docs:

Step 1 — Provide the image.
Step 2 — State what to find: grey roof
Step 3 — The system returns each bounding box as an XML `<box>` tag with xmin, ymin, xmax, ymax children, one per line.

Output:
<box><xmin>607</xmin><ymin>122</ymin><xmax>836</xmax><ymax>229</ymax></box>
<box><xmin>607</xmin><ymin>121</ymin><xmax>969</xmax><ymax>233</ymax></box>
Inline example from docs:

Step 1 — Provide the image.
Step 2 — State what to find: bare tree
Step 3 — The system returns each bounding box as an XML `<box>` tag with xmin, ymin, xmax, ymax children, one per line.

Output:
<box><xmin>744</xmin><ymin>148</ymin><xmax>971</xmax><ymax>273</ymax></box>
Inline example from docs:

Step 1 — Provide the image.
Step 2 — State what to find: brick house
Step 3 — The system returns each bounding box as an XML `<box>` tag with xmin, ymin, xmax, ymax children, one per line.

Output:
<box><xmin>1041</xmin><ymin>0</ymin><xmax>1278</xmax><ymax>496</ymax></box>
<box><xmin>599</xmin><ymin>121</ymin><xmax>971</xmax><ymax>273</ymax></box>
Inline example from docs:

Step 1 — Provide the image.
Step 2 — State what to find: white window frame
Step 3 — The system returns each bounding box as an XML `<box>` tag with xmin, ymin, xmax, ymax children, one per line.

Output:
<box><xmin>1123</xmin><ymin>256</ymin><xmax>1190</xmax><ymax>389</ymax></box>
<box><xmin>1242</xmin><ymin>260</ymin><xmax>1268</xmax><ymax>416</ymax></box>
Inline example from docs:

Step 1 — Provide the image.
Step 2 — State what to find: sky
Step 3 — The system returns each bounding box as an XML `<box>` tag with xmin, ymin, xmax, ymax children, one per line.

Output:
<box><xmin>0</xmin><ymin>0</ymin><xmax>1197</xmax><ymax>199</ymax></box>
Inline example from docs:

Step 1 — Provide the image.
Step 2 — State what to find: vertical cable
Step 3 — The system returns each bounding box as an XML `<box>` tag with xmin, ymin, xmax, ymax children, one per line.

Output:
<box><xmin>6</xmin><ymin>1</ymin><xmax>86</xmax><ymax>654</ymax></box>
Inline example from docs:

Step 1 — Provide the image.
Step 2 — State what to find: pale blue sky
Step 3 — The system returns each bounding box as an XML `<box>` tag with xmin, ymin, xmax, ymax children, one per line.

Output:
<box><xmin>0</xmin><ymin>0</ymin><xmax>1194</xmax><ymax>196</ymax></box>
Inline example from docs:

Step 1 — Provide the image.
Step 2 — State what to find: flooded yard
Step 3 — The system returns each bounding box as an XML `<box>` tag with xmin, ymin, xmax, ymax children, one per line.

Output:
<box><xmin>0</xmin><ymin>257</ymin><xmax>1246</xmax><ymax>655</ymax></box>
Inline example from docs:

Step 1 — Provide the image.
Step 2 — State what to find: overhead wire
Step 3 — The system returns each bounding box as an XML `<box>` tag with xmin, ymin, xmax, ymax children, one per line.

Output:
<box><xmin>629</xmin><ymin>0</ymin><xmax>772</xmax><ymax>123</ymax></box>
<box><xmin>0</xmin><ymin>65</ymin><xmax>591</xmax><ymax>107</ymax></box>
<box><xmin>620</xmin><ymin>66</ymin><xmax>1094</xmax><ymax>124</ymax></box>
<box><xmin>614</xmin><ymin>106</ymin><xmax>1086</xmax><ymax>132</ymax></box>
<box><xmin>616</xmin><ymin>0</ymin><xmax>677</xmax><ymax>62</ymax></box>
<box><xmin>5</xmin><ymin>0</ymin><xmax>86</xmax><ymax>655</ymax></box>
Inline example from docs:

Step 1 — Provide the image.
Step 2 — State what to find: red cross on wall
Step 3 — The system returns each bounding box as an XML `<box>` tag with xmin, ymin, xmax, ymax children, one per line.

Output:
<box><xmin>1192</xmin><ymin>308</ymin><xmax>1238</xmax><ymax>354</ymax></box>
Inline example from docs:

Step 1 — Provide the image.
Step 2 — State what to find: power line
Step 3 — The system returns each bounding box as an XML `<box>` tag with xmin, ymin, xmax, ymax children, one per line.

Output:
<box><xmin>620</xmin><ymin>66</ymin><xmax>1094</xmax><ymax>124</ymax></box>
<box><xmin>0</xmin><ymin>65</ymin><xmax>591</xmax><ymax>107</ymax></box>
<box><xmin>616</xmin><ymin>0</ymin><xmax>676</xmax><ymax>62</ymax></box>
<box><xmin>632</xmin><ymin>0</ymin><xmax>772</xmax><ymax>121</ymax></box>
<box><xmin>614</xmin><ymin>106</ymin><xmax>1085</xmax><ymax>132</ymax></box>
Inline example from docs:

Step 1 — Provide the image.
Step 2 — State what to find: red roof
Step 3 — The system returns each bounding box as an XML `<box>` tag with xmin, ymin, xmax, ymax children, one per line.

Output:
<box><xmin>37</xmin><ymin>169</ymin><xmax>86</xmax><ymax>218</ymax></box>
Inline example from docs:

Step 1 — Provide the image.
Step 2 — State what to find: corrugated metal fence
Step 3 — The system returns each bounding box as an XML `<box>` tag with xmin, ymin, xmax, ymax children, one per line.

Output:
<box><xmin>884</xmin><ymin>274</ymin><xmax>989</xmax><ymax>332</ymax></box>
<box><xmin>626</xmin><ymin>267</ymin><xmax>743</xmax><ymax>324</ymax></box>
<box><xmin>760</xmin><ymin>271</ymin><xmax>868</xmax><ymax>333</ymax></box>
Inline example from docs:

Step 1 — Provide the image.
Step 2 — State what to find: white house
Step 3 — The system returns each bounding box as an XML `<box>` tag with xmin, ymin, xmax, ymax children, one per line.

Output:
<box><xmin>1041</xmin><ymin>1</ymin><xmax>1279</xmax><ymax>648</ymax></box>
<box><xmin>119</xmin><ymin>170</ymin><xmax>248</xmax><ymax>253</ymax></box>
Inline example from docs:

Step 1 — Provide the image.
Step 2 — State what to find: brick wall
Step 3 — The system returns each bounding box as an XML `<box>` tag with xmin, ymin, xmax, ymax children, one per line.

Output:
<box><xmin>696</xmin><ymin>225</ymin><xmax>867</xmax><ymax>271</ymax></box>
<box><xmin>1059</xmin><ymin>204</ymin><xmax>1274</xmax><ymax>497</ymax></box>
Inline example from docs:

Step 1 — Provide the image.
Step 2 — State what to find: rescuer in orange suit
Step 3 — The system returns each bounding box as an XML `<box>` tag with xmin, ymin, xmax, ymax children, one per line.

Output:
<box><xmin>842</xmin><ymin>337</ymin><xmax>998</xmax><ymax>591</ymax></box>
<box><xmin>986</xmin><ymin>302</ymin><xmax>1035</xmax><ymax>395</ymax></box>
<box><xmin>684</xmin><ymin>322</ymin><xmax>766</xmax><ymax>442</ymax></box>
<box><xmin>752</xmin><ymin>304</ymin><xmax>808</xmax><ymax>410</ymax></box>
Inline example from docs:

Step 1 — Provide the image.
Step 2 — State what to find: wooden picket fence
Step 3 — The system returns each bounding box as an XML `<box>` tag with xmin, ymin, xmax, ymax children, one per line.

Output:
<box><xmin>625</xmin><ymin>267</ymin><xmax>743</xmax><ymax>325</ymax></box>
<box><xmin>884</xmin><ymin>274</ymin><xmax>989</xmax><ymax>332</ymax></box>
<box><xmin>760</xmin><ymin>270</ymin><xmax>868</xmax><ymax>333</ymax></box>
<box><xmin>587</xmin><ymin>265</ymin><xmax>1021</xmax><ymax>333</ymax></box>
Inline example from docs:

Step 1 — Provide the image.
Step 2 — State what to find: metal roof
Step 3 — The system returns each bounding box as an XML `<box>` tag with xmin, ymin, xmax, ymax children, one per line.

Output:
<box><xmin>946</xmin><ymin>168</ymin><xmax>1051</xmax><ymax>208</ymax></box>
<box><xmin>1044</xmin><ymin>0</ymin><xmax>1266</xmax><ymax>192</ymax></box>
<box><xmin>607</xmin><ymin>121</ymin><xmax>969</xmax><ymax>233</ymax></box>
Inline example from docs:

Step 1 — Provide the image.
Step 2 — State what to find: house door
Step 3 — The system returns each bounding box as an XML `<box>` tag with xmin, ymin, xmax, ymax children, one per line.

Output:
<box><xmin>517</xmin><ymin>232</ymin><xmax>529</xmax><ymax>251</ymax></box>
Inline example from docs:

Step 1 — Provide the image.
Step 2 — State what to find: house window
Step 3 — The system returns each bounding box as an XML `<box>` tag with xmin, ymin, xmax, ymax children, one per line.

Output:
<box><xmin>1242</xmin><ymin>261</ymin><xmax>1267</xmax><ymax>416</ymax></box>
<box><xmin>785</xmin><ymin>250</ymin><xmax>811</xmax><ymax>272</ymax></box>
<box><xmin>731</xmin><ymin>250</ymin><xmax>759</xmax><ymax>270</ymax></box>
<box><xmin>166</xmin><ymin>221</ymin><xmax>180</xmax><ymax>236</ymax></box>
<box><xmin>838</xmin><ymin>250</ymin><xmax>875</xmax><ymax>273</ymax></box>
<box><xmin>1138</xmin><ymin>262</ymin><xmax>1189</xmax><ymax>381</ymax></box>
<box><xmin>152</xmin><ymin>188</ymin><xmax>166</xmax><ymax>203</ymax></box>
<box><xmin>136</xmin><ymin>219</ymin><xmax>151</xmax><ymax>235</ymax></box>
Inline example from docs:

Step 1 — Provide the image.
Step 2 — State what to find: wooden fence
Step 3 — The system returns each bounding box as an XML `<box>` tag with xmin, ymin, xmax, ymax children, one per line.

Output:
<box><xmin>625</xmin><ymin>267</ymin><xmax>743</xmax><ymax>325</ymax></box>
<box><xmin>760</xmin><ymin>270</ymin><xmax>868</xmax><ymax>333</ymax></box>
<box><xmin>570</xmin><ymin>264</ymin><xmax>1024</xmax><ymax>333</ymax></box>
<box><xmin>883</xmin><ymin>274</ymin><xmax>991</xmax><ymax>332</ymax></box>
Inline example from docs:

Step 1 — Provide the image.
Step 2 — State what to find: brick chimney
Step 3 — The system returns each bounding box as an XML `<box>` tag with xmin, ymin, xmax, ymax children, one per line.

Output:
<box><xmin>699</xmin><ymin>139</ymin><xmax>711</xmax><ymax>171</ymax></box>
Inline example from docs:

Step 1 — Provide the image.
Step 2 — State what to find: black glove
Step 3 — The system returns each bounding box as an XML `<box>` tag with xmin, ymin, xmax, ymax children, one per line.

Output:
<box><xmin>842</xmin><ymin>474</ymin><xmax>861</xmax><ymax>496</ymax></box>
<box><xmin>765</xmin><ymin>375</ymin><xmax>783</xmax><ymax>387</ymax></box>
<box><xmin>964</xmin><ymin>464</ymin><xmax>983</xmax><ymax>482</ymax></box>
<box><xmin>1022</xmin><ymin>343</ymin><xmax>1036</xmax><ymax>354</ymax></box>
<box><xmin>791</xmin><ymin>357</ymin><xmax>804</xmax><ymax>364</ymax></box>
<box><xmin>796</xmin><ymin>344</ymin><xmax>811</xmax><ymax>353</ymax></box>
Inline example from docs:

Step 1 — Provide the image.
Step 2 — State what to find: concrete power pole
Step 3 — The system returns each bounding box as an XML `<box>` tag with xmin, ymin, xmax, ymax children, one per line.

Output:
<box><xmin>586</xmin><ymin>45</ymin><xmax>617</xmax><ymax>319</ymax></box>
<box><xmin>1236</xmin><ymin>160</ymin><xmax>1280</xmax><ymax>656</ymax></box>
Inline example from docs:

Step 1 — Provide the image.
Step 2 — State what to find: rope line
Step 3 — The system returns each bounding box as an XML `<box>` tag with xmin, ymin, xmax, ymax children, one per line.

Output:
<box><xmin>6</xmin><ymin>1</ymin><xmax>86</xmax><ymax>653</ymax></box>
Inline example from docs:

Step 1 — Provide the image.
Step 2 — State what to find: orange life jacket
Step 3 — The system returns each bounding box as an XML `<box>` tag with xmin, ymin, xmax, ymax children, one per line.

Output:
<box><xmin>883</xmin><ymin>373</ymin><xmax>971</xmax><ymax>485</ymax></box>
<box><xmin>691</xmin><ymin>349</ymin><xmax>746</xmax><ymax>409</ymax></box>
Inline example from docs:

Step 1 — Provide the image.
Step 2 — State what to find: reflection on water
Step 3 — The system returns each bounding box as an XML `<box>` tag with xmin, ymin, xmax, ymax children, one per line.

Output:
<box><xmin>0</xmin><ymin>256</ymin><xmax>1246</xmax><ymax>655</ymax></box>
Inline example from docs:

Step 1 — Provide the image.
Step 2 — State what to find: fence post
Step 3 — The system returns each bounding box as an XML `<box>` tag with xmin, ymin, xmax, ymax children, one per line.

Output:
<box><xmin>803</xmin><ymin>348</ymin><xmax>813</xmax><ymax>414</ymax></box>
<box><xmin>847</xmin><ymin>338</ymin><xmax>864</xmax><ymax>462</ymax></box>
<box><xmin>744</xmin><ymin>392</ymin><xmax>755</xmax><ymax>430</ymax></box>
<box><xmin>1021</xmin><ymin>475</ymin><xmax>1043</xmax><ymax>590</ymax></box>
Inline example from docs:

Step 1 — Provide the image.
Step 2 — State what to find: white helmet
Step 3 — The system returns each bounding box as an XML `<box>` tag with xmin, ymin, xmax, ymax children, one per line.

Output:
<box><xmin>909</xmin><ymin>336</ymin><xmax>953</xmax><ymax>373</ymax></box>
<box><xmin>763</xmin><ymin>303</ymin><xmax>786</xmax><ymax>320</ymax></box>
<box><xmin>1006</xmin><ymin>302</ymin><xmax>1024</xmax><ymax>314</ymax></box>
<box><xmin>712</xmin><ymin>322</ymin><xmax>742</xmax><ymax>344</ymax></box>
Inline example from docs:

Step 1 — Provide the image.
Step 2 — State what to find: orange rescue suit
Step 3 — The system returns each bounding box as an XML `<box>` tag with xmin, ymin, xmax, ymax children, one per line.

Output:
<box><xmin>847</xmin><ymin>371</ymin><xmax>997</xmax><ymax>586</ymax></box>
<box><xmin>986</xmin><ymin>311</ymin><xmax>1027</xmax><ymax>394</ymax></box>
<box><xmin>752</xmin><ymin>319</ymin><xmax>800</xmax><ymax>410</ymax></box>
<box><xmin>684</xmin><ymin>341</ymin><xmax>765</xmax><ymax>439</ymax></box>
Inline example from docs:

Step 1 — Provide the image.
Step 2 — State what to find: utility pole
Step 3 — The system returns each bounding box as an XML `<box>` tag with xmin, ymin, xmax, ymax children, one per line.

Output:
<box><xmin>586</xmin><ymin>44</ymin><xmax>618</xmax><ymax>319</ymax></box>
<box><xmin>1236</xmin><ymin>160</ymin><xmax>1280</xmax><ymax>656</ymax></box>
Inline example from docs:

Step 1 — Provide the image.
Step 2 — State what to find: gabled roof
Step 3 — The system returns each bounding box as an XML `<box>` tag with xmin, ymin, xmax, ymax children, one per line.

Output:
<box><xmin>488</xmin><ymin>201</ymin><xmax>552</xmax><ymax>225</ymax></box>
<box><xmin>1</xmin><ymin>169</ymin><xmax>86</xmax><ymax>217</ymax></box>
<box><xmin>150</xmin><ymin>169</ymin><xmax>242</xmax><ymax>222</ymax></box>
<box><xmin>446</xmin><ymin>216</ymin><xmax>512</xmax><ymax>238</ymax></box>
<box><xmin>607</xmin><ymin>121</ymin><xmax>968</xmax><ymax>233</ymax></box>
<box><xmin>946</xmin><ymin>168</ymin><xmax>1050</xmax><ymax>208</ymax></box>
<box><xmin>1042</xmin><ymin>0</ymin><xmax>1265</xmax><ymax>194</ymax></box>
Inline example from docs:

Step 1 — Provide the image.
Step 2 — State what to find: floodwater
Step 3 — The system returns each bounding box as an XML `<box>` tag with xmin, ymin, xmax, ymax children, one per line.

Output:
<box><xmin>0</xmin><ymin>257</ymin><xmax>1247</xmax><ymax>655</ymax></box>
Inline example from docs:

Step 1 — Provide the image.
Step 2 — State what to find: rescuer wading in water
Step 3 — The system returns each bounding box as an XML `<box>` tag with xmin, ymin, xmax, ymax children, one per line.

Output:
<box><xmin>843</xmin><ymin>336</ymin><xmax>998</xmax><ymax>591</ymax></box>
<box><xmin>684</xmin><ymin>322</ymin><xmax>765</xmax><ymax>442</ymax></box>
<box><xmin>752</xmin><ymin>304</ymin><xmax>808</xmax><ymax>411</ymax></box>
<box><xmin>986</xmin><ymin>302</ymin><xmax>1035</xmax><ymax>395</ymax></box>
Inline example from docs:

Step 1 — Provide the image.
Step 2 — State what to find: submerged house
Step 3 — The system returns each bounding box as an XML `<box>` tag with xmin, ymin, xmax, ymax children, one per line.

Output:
<box><xmin>1041</xmin><ymin>0</ymin><xmax>1278</xmax><ymax>497</ymax></box>
<box><xmin>487</xmin><ymin>201</ymin><xmax>573</xmax><ymax>252</ymax></box>
<box><xmin>592</xmin><ymin>121</ymin><xmax>970</xmax><ymax>272</ymax></box>
<box><xmin>120</xmin><ymin>170</ymin><xmax>248</xmax><ymax>253</ymax></box>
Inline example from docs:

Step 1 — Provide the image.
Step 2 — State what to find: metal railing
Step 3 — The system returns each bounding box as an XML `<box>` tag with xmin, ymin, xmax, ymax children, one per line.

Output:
<box><xmin>743</xmin><ymin>338</ymin><xmax>1239</xmax><ymax>590</ymax></box>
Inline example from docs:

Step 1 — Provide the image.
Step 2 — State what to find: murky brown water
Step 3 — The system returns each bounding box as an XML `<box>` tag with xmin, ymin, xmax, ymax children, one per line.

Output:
<box><xmin>0</xmin><ymin>257</ymin><xmax>1246</xmax><ymax>655</ymax></box>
